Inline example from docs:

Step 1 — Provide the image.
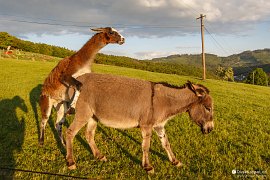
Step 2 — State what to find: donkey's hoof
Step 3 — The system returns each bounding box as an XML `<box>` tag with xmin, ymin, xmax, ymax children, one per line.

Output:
<box><xmin>172</xmin><ymin>160</ymin><xmax>183</xmax><ymax>167</ymax></box>
<box><xmin>175</xmin><ymin>161</ymin><xmax>183</xmax><ymax>167</ymax></box>
<box><xmin>144</xmin><ymin>166</ymin><xmax>154</xmax><ymax>174</ymax></box>
<box><xmin>98</xmin><ymin>155</ymin><xmax>107</xmax><ymax>162</ymax></box>
<box><xmin>39</xmin><ymin>141</ymin><xmax>44</xmax><ymax>146</ymax></box>
<box><xmin>67</xmin><ymin>162</ymin><xmax>76</xmax><ymax>170</ymax></box>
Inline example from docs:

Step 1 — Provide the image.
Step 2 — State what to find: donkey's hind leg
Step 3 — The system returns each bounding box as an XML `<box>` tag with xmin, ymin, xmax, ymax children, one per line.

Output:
<box><xmin>55</xmin><ymin>102</ymin><xmax>68</xmax><ymax>145</ymax></box>
<box><xmin>39</xmin><ymin>95</ymin><xmax>53</xmax><ymax>145</ymax></box>
<box><xmin>66</xmin><ymin>103</ymin><xmax>92</xmax><ymax>170</ymax></box>
<box><xmin>85</xmin><ymin>119</ymin><xmax>107</xmax><ymax>161</ymax></box>
<box><xmin>154</xmin><ymin>126</ymin><xmax>183</xmax><ymax>167</ymax></box>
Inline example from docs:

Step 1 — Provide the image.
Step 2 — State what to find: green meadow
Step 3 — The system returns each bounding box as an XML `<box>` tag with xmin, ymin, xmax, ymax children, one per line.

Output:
<box><xmin>0</xmin><ymin>58</ymin><xmax>269</xmax><ymax>179</ymax></box>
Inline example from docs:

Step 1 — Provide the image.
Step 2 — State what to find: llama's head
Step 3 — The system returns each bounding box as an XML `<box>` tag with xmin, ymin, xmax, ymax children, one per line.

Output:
<box><xmin>91</xmin><ymin>27</ymin><xmax>125</xmax><ymax>45</ymax></box>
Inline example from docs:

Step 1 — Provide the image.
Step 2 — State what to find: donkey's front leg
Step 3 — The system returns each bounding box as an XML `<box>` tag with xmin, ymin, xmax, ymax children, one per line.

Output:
<box><xmin>154</xmin><ymin>126</ymin><xmax>183</xmax><ymax>167</ymax></box>
<box><xmin>141</xmin><ymin>126</ymin><xmax>154</xmax><ymax>173</ymax></box>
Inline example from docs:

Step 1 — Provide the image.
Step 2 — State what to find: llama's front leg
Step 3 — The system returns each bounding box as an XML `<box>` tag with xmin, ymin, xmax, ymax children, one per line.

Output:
<box><xmin>154</xmin><ymin>126</ymin><xmax>183</xmax><ymax>167</ymax></box>
<box><xmin>55</xmin><ymin>102</ymin><xmax>67</xmax><ymax>145</ymax></box>
<box><xmin>85</xmin><ymin>119</ymin><xmax>106</xmax><ymax>161</ymax></box>
<box><xmin>141</xmin><ymin>127</ymin><xmax>154</xmax><ymax>173</ymax></box>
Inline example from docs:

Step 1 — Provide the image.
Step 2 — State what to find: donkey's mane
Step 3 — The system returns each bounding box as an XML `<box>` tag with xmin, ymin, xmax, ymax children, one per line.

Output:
<box><xmin>154</xmin><ymin>81</ymin><xmax>210</xmax><ymax>94</ymax></box>
<box><xmin>153</xmin><ymin>82</ymin><xmax>187</xmax><ymax>89</ymax></box>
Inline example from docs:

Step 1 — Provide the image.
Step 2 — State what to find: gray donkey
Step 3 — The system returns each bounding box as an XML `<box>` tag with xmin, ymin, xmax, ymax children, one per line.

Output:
<box><xmin>66</xmin><ymin>73</ymin><xmax>214</xmax><ymax>173</ymax></box>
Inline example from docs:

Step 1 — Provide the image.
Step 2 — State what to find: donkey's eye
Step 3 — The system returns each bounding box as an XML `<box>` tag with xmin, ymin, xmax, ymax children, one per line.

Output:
<box><xmin>205</xmin><ymin>106</ymin><xmax>211</xmax><ymax>112</ymax></box>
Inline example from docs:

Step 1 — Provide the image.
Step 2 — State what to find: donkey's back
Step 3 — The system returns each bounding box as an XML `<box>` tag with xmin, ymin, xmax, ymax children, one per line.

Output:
<box><xmin>77</xmin><ymin>73</ymin><xmax>153</xmax><ymax>128</ymax></box>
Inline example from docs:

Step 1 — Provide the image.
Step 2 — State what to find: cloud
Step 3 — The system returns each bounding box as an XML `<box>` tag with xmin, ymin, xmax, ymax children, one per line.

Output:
<box><xmin>0</xmin><ymin>0</ymin><xmax>270</xmax><ymax>37</ymax></box>
<box><xmin>134</xmin><ymin>50</ymin><xmax>178</xmax><ymax>59</ymax></box>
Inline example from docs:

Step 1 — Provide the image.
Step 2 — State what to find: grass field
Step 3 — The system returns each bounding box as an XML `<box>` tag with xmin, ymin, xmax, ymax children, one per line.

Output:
<box><xmin>0</xmin><ymin>58</ymin><xmax>269</xmax><ymax>179</ymax></box>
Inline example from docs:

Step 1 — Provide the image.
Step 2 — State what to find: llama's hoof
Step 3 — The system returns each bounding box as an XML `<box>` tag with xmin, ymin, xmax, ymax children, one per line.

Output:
<box><xmin>61</xmin><ymin>139</ymin><xmax>66</xmax><ymax>147</ymax></box>
<box><xmin>67</xmin><ymin>161</ymin><xmax>76</xmax><ymax>170</ymax></box>
<box><xmin>144</xmin><ymin>165</ymin><xmax>154</xmax><ymax>174</ymax></box>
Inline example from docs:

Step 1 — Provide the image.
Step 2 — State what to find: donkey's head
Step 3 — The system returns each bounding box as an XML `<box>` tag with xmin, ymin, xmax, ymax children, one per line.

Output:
<box><xmin>186</xmin><ymin>81</ymin><xmax>214</xmax><ymax>134</ymax></box>
<box><xmin>91</xmin><ymin>27</ymin><xmax>125</xmax><ymax>45</ymax></box>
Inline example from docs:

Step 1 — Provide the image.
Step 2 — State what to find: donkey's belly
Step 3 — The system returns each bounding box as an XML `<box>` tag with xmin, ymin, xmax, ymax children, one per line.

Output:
<box><xmin>99</xmin><ymin>118</ymin><xmax>139</xmax><ymax>129</ymax></box>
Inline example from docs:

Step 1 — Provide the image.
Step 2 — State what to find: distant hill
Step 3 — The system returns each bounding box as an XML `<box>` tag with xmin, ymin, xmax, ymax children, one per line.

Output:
<box><xmin>152</xmin><ymin>49</ymin><xmax>270</xmax><ymax>78</ymax></box>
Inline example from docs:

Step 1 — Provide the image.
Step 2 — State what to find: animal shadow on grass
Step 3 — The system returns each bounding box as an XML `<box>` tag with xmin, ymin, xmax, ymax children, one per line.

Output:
<box><xmin>97</xmin><ymin>127</ymin><xmax>168</xmax><ymax>166</ymax></box>
<box><xmin>0</xmin><ymin>96</ymin><xmax>27</xmax><ymax>179</ymax></box>
<box><xmin>29</xmin><ymin>84</ymin><xmax>42</xmax><ymax>141</ymax></box>
<box><xmin>116</xmin><ymin>129</ymin><xmax>168</xmax><ymax>162</ymax></box>
<box><xmin>97</xmin><ymin>126</ymin><xmax>141</xmax><ymax>165</ymax></box>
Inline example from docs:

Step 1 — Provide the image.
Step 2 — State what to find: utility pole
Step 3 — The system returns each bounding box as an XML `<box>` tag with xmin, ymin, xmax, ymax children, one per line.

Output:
<box><xmin>197</xmin><ymin>14</ymin><xmax>206</xmax><ymax>80</ymax></box>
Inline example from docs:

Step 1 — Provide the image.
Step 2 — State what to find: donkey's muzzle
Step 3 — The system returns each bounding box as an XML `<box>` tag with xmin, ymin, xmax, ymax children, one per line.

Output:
<box><xmin>202</xmin><ymin>126</ymin><xmax>213</xmax><ymax>134</ymax></box>
<box><xmin>201</xmin><ymin>121</ymin><xmax>214</xmax><ymax>134</ymax></box>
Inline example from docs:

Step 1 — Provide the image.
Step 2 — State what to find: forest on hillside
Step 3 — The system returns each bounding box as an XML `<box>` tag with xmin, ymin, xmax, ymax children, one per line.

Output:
<box><xmin>0</xmin><ymin>32</ymin><xmax>74</xmax><ymax>58</ymax></box>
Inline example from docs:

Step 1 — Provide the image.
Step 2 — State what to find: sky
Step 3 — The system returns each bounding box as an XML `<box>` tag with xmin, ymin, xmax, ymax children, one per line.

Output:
<box><xmin>0</xmin><ymin>0</ymin><xmax>270</xmax><ymax>60</ymax></box>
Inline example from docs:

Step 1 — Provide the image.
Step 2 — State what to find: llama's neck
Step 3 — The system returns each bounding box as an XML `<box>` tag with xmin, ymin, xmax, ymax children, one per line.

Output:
<box><xmin>71</xmin><ymin>33</ymin><xmax>107</xmax><ymax>63</ymax></box>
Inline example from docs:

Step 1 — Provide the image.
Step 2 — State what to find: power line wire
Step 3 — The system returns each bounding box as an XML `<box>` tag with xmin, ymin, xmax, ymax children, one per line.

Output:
<box><xmin>0</xmin><ymin>14</ymin><xmax>199</xmax><ymax>29</ymax></box>
<box><xmin>204</xmin><ymin>27</ymin><xmax>230</xmax><ymax>56</ymax></box>
<box><xmin>204</xmin><ymin>26</ymin><xmax>259</xmax><ymax>77</ymax></box>
<box><xmin>0</xmin><ymin>167</ymin><xmax>88</xmax><ymax>179</ymax></box>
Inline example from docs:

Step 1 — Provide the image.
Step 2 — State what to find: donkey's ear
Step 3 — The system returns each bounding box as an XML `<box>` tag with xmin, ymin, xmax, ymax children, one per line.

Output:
<box><xmin>187</xmin><ymin>81</ymin><xmax>196</xmax><ymax>93</ymax></box>
<box><xmin>195</xmin><ymin>88</ymin><xmax>206</xmax><ymax>97</ymax></box>
<box><xmin>187</xmin><ymin>81</ymin><xmax>206</xmax><ymax>97</ymax></box>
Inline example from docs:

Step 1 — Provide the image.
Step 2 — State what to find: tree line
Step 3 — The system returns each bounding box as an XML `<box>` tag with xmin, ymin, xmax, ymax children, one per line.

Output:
<box><xmin>0</xmin><ymin>32</ymin><xmax>74</xmax><ymax>58</ymax></box>
<box><xmin>95</xmin><ymin>54</ymin><xmax>218</xmax><ymax>79</ymax></box>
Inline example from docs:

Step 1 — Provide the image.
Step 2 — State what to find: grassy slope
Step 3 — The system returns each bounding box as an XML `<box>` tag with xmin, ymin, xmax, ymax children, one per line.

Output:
<box><xmin>0</xmin><ymin>58</ymin><xmax>269</xmax><ymax>179</ymax></box>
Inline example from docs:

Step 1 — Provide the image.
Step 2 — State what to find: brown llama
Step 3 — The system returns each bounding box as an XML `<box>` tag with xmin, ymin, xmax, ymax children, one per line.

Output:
<box><xmin>65</xmin><ymin>73</ymin><xmax>214</xmax><ymax>173</ymax></box>
<box><xmin>39</xmin><ymin>27</ymin><xmax>125</xmax><ymax>145</ymax></box>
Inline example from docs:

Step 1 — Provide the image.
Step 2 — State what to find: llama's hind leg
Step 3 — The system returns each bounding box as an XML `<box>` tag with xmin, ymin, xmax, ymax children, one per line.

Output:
<box><xmin>85</xmin><ymin>119</ymin><xmax>106</xmax><ymax>161</ymax></box>
<box><xmin>39</xmin><ymin>95</ymin><xmax>53</xmax><ymax>145</ymax></box>
<box><xmin>55</xmin><ymin>102</ymin><xmax>67</xmax><ymax>145</ymax></box>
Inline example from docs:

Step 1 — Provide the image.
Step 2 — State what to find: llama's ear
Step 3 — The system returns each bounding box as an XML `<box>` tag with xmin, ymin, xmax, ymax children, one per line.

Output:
<box><xmin>91</xmin><ymin>27</ymin><xmax>105</xmax><ymax>32</ymax></box>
